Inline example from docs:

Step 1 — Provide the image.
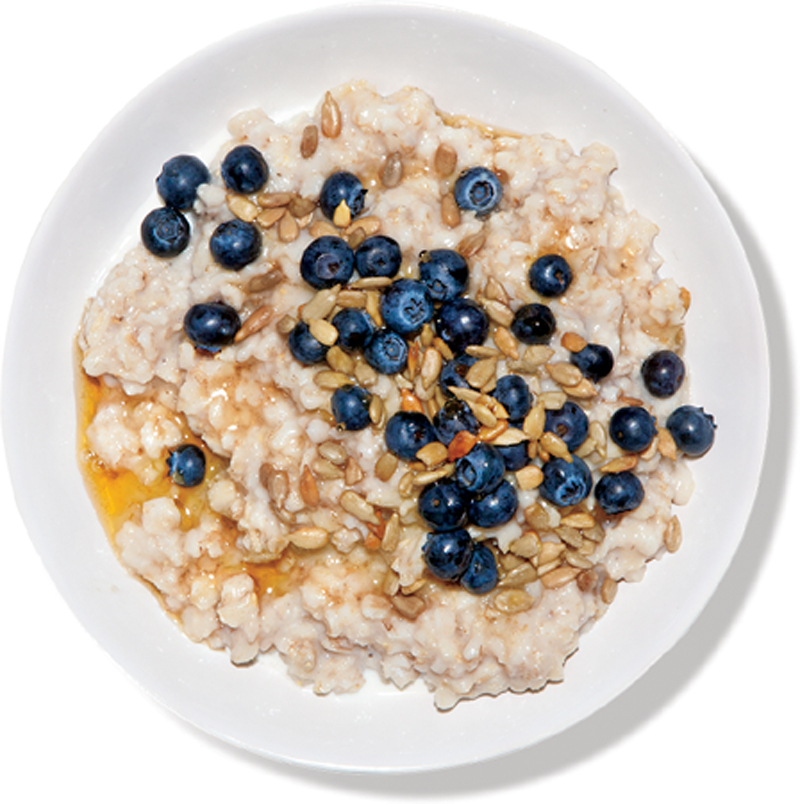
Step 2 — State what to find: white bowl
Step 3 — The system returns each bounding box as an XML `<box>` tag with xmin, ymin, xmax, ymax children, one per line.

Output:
<box><xmin>3</xmin><ymin>3</ymin><xmax>769</xmax><ymax>773</ymax></box>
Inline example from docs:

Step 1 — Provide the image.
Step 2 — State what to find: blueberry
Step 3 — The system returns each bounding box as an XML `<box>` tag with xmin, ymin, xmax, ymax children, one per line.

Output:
<box><xmin>460</xmin><ymin>542</ymin><xmax>499</xmax><ymax>594</ymax></box>
<box><xmin>468</xmin><ymin>479</ymin><xmax>518</xmax><ymax>528</ymax></box>
<box><xmin>455</xmin><ymin>442</ymin><xmax>505</xmax><ymax>495</ymax></box>
<box><xmin>434</xmin><ymin>298</ymin><xmax>489</xmax><ymax>353</ymax></box>
<box><xmin>300</xmin><ymin>236</ymin><xmax>355</xmax><ymax>289</ymax></box>
<box><xmin>433</xmin><ymin>399</ymin><xmax>480</xmax><ymax>446</ymax></box>
<box><xmin>539</xmin><ymin>455</ymin><xmax>593</xmax><ymax>507</ymax></box>
<box><xmin>641</xmin><ymin>350</ymin><xmax>686</xmax><ymax>398</ymax></box>
<box><xmin>496</xmin><ymin>441</ymin><xmax>530</xmax><ymax>472</ymax></box>
<box><xmin>288</xmin><ymin>320</ymin><xmax>329</xmax><ymax>365</ymax></box>
<box><xmin>166</xmin><ymin>444</ymin><xmax>206</xmax><ymax>488</ymax></box>
<box><xmin>319</xmin><ymin>171</ymin><xmax>367</xmax><ymax>221</ymax></box>
<box><xmin>544</xmin><ymin>401</ymin><xmax>589</xmax><ymax>452</ymax></box>
<box><xmin>209</xmin><ymin>219</ymin><xmax>261</xmax><ymax>270</ymax></box>
<box><xmin>491</xmin><ymin>375</ymin><xmax>532</xmax><ymax>421</ymax></box>
<box><xmin>141</xmin><ymin>207</ymin><xmax>190</xmax><ymax>258</ymax></box>
<box><xmin>380</xmin><ymin>279</ymin><xmax>434</xmax><ymax>338</ymax></box>
<box><xmin>528</xmin><ymin>254</ymin><xmax>573</xmax><ymax>297</ymax></box>
<box><xmin>363</xmin><ymin>328</ymin><xmax>408</xmax><ymax>374</ymax></box>
<box><xmin>570</xmin><ymin>342</ymin><xmax>614</xmax><ymax>383</ymax></box>
<box><xmin>183</xmin><ymin>301</ymin><xmax>241</xmax><ymax>351</ymax></box>
<box><xmin>418</xmin><ymin>249</ymin><xmax>469</xmax><ymax>302</ymax></box>
<box><xmin>422</xmin><ymin>529</ymin><xmax>474</xmax><ymax>582</ymax></box>
<box><xmin>666</xmin><ymin>405</ymin><xmax>716</xmax><ymax>456</ymax></box>
<box><xmin>510</xmin><ymin>303</ymin><xmax>556</xmax><ymax>345</ymax></box>
<box><xmin>453</xmin><ymin>167</ymin><xmax>503</xmax><ymax>216</ymax></box>
<box><xmin>331</xmin><ymin>307</ymin><xmax>375</xmax><ymax>352</ymax></box>
<box><xmin>384</xmin><ymin>411</ymin><xmax>437</xmax><ymax>461</ymax></box>
<box><xmin>354</xmin><ymin>235</ymin><xmax>401</xmax><ymax>278</ymax></box>
<box><xmin>418</xmin><ymin>478</ymin><xmax>470</xmax><ymax>531</ymax></box>
<box><xmin>594</xmin><ymin>471</ymin><xmax>645</xmax><ymax>515</ymax></box>
<box><xmin>439</xmin><ymin>354</ymin><xmax>477</xmax><ymax>395</ymax></box>
<box><xmin>156</xmin><ymin>154</ymin><xmax>210</xmax><ymax>210</ymax></box>
<box><xmin>221</xmin><ymin>144</ymin><xmax>269</xmax><ymax>194</ymax></box>
<box><xmin>331</xmin><ymin>385</ymin><xmax>372</xmax><ymax>431</ymax></box>
<box><xmin>609</xmin><ymin>406</ymin><xmax>658</xmax><ymax>453</ymax></box>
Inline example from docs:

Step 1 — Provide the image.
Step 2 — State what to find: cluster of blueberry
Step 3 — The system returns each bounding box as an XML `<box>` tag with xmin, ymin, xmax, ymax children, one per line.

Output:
<box><xmin>144</xmin><ymin>150</ymin><xmax>717</xmax><ymax>598</ymax></box>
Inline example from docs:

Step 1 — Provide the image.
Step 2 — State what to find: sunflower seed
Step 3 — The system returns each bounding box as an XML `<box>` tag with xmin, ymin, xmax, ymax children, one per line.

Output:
<box><xmin>234</xmin><ymin>304</ymin><xmax>274</xmax><ymax>342</ymax></box>
<box><xmin>309</xmin><ymin>318</ymin><xmax>339</xmax><ymax>346</ymax></box>
<box><xmin>301</xmin><ymin>285</ymin><xmax>340</xmax><ymax>322</ymax></box>
<box><xmin>300</xmin><ymin>466</ymin><xmax>319</xmax><ymax>507</ymax></box>
<box><xmin>540</xmin><ymin>566</ymin><xmax>581</xmax><ymax>589</ymax></box>
<box><xmin>494</xmin><ymin>588</ymin><xmax>535</xmax><ymax>614</ymax></box>
<box><xmin>441</xmin><ymin>192</ymin><xmax>461</xmax><ymax>228</ymax></box>
<box><xmin>375</xmin><ymin>452</ymin><xmax>399</xmax><ymax>482</ymax></box>
<box><xmin>600</xmin><ymin>576</ymin><xmax>618</xmax><ymax>604</ymax></box>
<box><xmin>289</xmin><ymin>526</ymin><xmax>329</xmax><ymax>550</ymax></box>
<box><xmin>381</xmin><ymin>151</ymin><xmax>404</xmax><ymax>188</ymax></box>
<box><xmin>561</xmin><ymin>332</ymin><xmax>588</xmax><ymax>353</ymax></box>
<box><xmin>321</xmin><ymin>91</ymin><xmax>342</xmax><ymax>138</ymax></box>
<box><xmin>340</xmin><ymin>490</ymin><xmax>380</xmax><ymax>524</ymax></box>
<box><xmin>515</xmin><ymin>464</ymin><xmax>543</xmax><ymax>490</ymax></box>
<box><xmin>546</xmin><ymin>362</ymin><xmax>584</xmax><ymax>387</ymax></box>
<box><xmin>300</xmin><ymin>124</ymin><xmax>319</xmax><ymax>158</ymax></box>
<box><xmin>434</xmin><ymin>142</ymin><xmax>458</xmax><ymax>177</ymax></box>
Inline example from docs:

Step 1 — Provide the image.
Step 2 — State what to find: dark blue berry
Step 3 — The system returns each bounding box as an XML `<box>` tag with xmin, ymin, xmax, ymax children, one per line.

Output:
<box><xmin>300</xmin><ymin>236</ymin><xmax>354</xmax><ymax>289</ymax></box>
<box><xmin>529</xmin><ymin>254</ymin><xmax>573</xmax><ymax>297</ymax></box>
<box><xmin>539</xmin><ymin>455</ymin><xmax>593</xmax><ymax>507</ymax></box>
<box><xmin>570</xmin><ymin>343</ymin><xmax>614</xmax><ymax>383</ymax></box>
<box><xmin>609</xmin><ymin>406</ymin><xmax>658</xmax><ymax>453</ymax></box>
<box><xmin>434</xmin><ymin>298</ymin><xmax>489</xmax><ymax>353</ymax></box>
<box><xmin>331</xmin><ymin>385</ymin><xmax>372</xmax><ymax>431</ymax></box>
<box><xmin>221</xmin><ymin>144</ymin><xmax>269</xmax><ymax>194</ymax></box>
<box><xmin>439</xmin><ymin>354</ymin><xmax>477</xmax><ymax>395</ymax></box>
<box><xmin>380</xmin><ymin>279</ymin><xmax>434</xmax><ymax>338</ymax></box>
<box><xmin>594</xmin><ymin>471</ymin><xmax>644</xmax><ymax>515</ymax></box>
<box><xmin>418</xmin><ymin>249</ymin><xmax>469</xmax><ymax>302</ymax></box>
<box><xmin>209</xmin><ymin>219</ymin><xmax>261</xmax><ymax>270</ymax></box>
<box><xmin>418</xmin><ymin>478</ymin><xmax>470</xmax><ymax>531</ymax></box>
<box><xmin>288</xmin><ymin>320</ymin><xmax>329</xmax><ymax>365</ymax></box>
<box><xmin>491</xmin><ymin>375</ymin><xmax>532</xmax><ymax>421</ymax></box>
<box><xmin>141</xmin><ymin>207</ymin><xmax>190</xmax><ymax>257</ymax></box>
<box><xmin>433</xmin><ymin>399</ymin><xmax>480</xmax><ymax>446</ymax></box>
<box><xmin>496</xmin><ymin>441</ymin><xmax>530</xmax><ymax>471</ymax></box>
<box><xmin>455</xmin><ymin>442</ymin><xmax>505</xmax><ymax>495</ymax></box>
<box><xmin>363</xmin><ymin>328</ymin><xmax>408</xmax><ymax>374</ymax></box>
<box><xmin>460</xmin><ymin>542</ymin><xmax>499</xmax><ymax>594</ymax></box>
<box><xmin>183</xmin><ymin>301</ymin><xmax>241</xmax><ymax>351</ymax></box>
<box><xmin>666</xmin><ymin>405</ymin><xmax>716</xmax><ymax>456</ymax></box>
<box><xmin>319</xmin><ymin>171</ymin><xmax>367</xmax><ymax>221</ymax></box>
<box><xmin>354</xmin><ymin>235</ymin><xmax>401</xmax><ymax>278</ymax></box>
<box><xmin>544</xmin><ymin>401</ymin><xmax>589</xmax><ymax>452</ymax></box>
<box><xmin>384</xmin><ymin>411</ymin><xmax>437</xmax><ymax>461</ymax></box>
<box><xmin>641</xmin><ymin>350</ymin><xmax>686</xmax><ymax>398</ymax></box>
<box><xmin>422</xmin><ymin>529</ymin><xmax>474</xmax><ymax>582</ymax></box>
<box><xmin>166</xmin><ymin>444</ymin><xmax>206</xmax><ymax>487</ymax></box>
<box><xmin>453</xmin><ymin>167</ymin><xmax>503</xmax><ymax>216</ymax></box>
<box><xmin>156</xmin><ymin>154</ymin><xmax>210</xmax><ymax>210</ymax></box>
<box><xmin>331</xmin><ymin>307</ymin><xmax>375</xmax><ymax>352</ymax></box>
<box><xmin>511</xmin><ymin>303</ymin><xmax>556</xmax><ymax>345</ymax></box>
<box><xmin>468</xmin><ymin>479</ymin><xmax>518</xmax><ymax>528</ymax></box>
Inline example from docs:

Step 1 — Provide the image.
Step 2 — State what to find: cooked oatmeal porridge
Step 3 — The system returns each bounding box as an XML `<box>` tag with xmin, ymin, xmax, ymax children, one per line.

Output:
<box><xmin>77</xmin><ymin>82</ymin><xmax>715</xmax><ymax>710</ymax></box>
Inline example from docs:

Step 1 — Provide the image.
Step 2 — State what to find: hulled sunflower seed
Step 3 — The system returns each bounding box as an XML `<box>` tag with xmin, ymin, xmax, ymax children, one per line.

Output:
<box><xmin>416</xmin><ymin>441</ymin><xmax>449</xmax><ymax>468</ymax></box>
<box><xmin>340</xmin><ymin>490</ymin><xmax>379</xmax><ymax>524</ymax></box>
<box><xmin>493</xmin><ymin>326</ymin><xmax>519</xmax><ymax>359</ymax></box>
<box><xmin>312</xmin><ymin>458</ymin><xmax>345</xmax><ymax>480</ymax></box>
<box><xmin>375</xmin><ymin>452</ymin><xmax>399</xmax><ymax>482</ymax></box>
<box><xmin>540</xmin><ymin>431</ymin><xmax>572</xmax><ymax>461</ymax></box>
<box><xmin>546</xmin><ymin>362</ymin><xmax>584</xmax><ymax>387</ymax></box>
<box><xmin>540</xmin><ymin>390</ymin><xmax>568</xmax><ymax>410</ymax></box>
<box><xmin>234</xmin><ymin>304</ymin><xmax>274</xmax><ymax>342</ymax></box>
<box><xmin>665</xmin><ymin>515</ymin><xmax>682</xmax><ymax>553</ymax></box>
<box><xmin>600</xmin><ymin>576</ymin><xmax>618</xmax><ymax>604</ymax></box>
<box><xmin>441</xmin><ymin>192</ymin><xmax>461</xmax><ymax>228</ymax></box>
<box><xmin>498</xmin><ymin>562</ymin><xmax>538</xmax><ymax>588</ymax></box>
<box><xmin>228</xmin><ymin>194</ymin><xmax>259</xmax><ymax>222</ymax></box>
<box><xmin>382</xmin><ymin>512</ymin><xmax>401</xmax><ymax>552</ymax></box>
<box><xmin>509</xmin><ymin>531</ymin><xmax>541</xmax><ymax>559</ymax></box>
<box><xmin>321</xmin><ymin>91</ymin><xmax>342</xmax><ymax>138</ymax></box>
<box><xmin>300</xmin><ymin>124</ymin><xmax>319</xmax><ymax>158</ymax></box>
<box><xmin>344</xmin><ymin>457</ymin><xmax>364</xmax><ymax>485</ymax></box>
<box><xmin>309</xmin><ymin>318</ymin><xmax>339</xmax><ymax>346</ymax></box>
<box><xmin>491</xmin><ymin>427</ymin><xmax>528</xmax><ymax>446</ymax></box>
<box><xmin>301</xmin><ymin>285</ymin><xmax>340</xmax><ymax>322</ymax></box>
<box><xmin>483</xmin><ymin>299</ymin><xmax>514</xmax><ymax>328</ymax></box>
<box><xmin>560</xmin><ymin>512</ymin><xmax>596</xmax><ymax>530</ymax></box>
<box><xmin>493</xmin><ymin>588</ymin><xmax>535</xmax><ymax>614</ymax></box>
<box><xmin>457</xmin><ymin>230</ymin><xmax>486</xmax><ymax>258</ymax></box>
<box><xmin>564</xmin><ymin>378</ymin><xmax>598</xmax><ymax>399</ymax></box>
<box><xmin>465</xmin><ymin>357</ymin><xmax>498</xmax><ymax>389</ymax></box>
<box><xmin>657</xmin><ymin>427</ymin><xmax>678</xmax><ymax>460</ymax></box>
<box><xmin>412</xmin><ymin>465</ymin><xmax>454</xmax><ymax>486</ymax></box>
<box><xmin>540</xmin><ymin>566</ymin><xmax>581</xmax><ymax>589</ymax></box>
<box><xmin>326</xmin><ymin>345</ymin><xmax>355</xmax><ymax>375</ymax></box>
<box><xmin>314</xmin><ymin>370</ymin><xmax>352</xmax><ymax>390</ymax></box>
<box><xmin>392</xmin><ymin>594</ymin><xmax>426</xmax><ymax>619</ymax></box>
<box><xmin>577</xmin><ymin>568</ymin><xmax>598</xmax><ymax>593</ymax></box>
<box><xmin>515</xmin><ymin>464</ymin><xmax>543</xmax><ymax>491</ymax></box>
<box><xmin>318</xmin><ymin>441</ymin><xmax>348</xmax><ymax>465</ymax></box>
<box><xmin>434</xmin><ymin>142</ymin><xmax>458</xmax><ymax>177</ymax></box>
<box><xmin>538</xmin><ymin>540</ymin><xmax>566</xmax><ymax>566</ymax></box>
<box><xmin>300</xmin><ymin>466</ymin><xmax>319</xmax><ymax>507</ymax></box>
<box><xmin>256</xmin><ymin>206</ymin><xmax>286</xmax><ymax>229</ymax></box>
<box><xmin>381</xmin><ymin>151</ymin><xmax>404</xmax><ymax>188</ymax></box>
<box><xmin>257</xmin><ymin>191</ymin><xmax>293</xmax><ymax>208</ymax></box>
<box><xmin>289</xmin><ymin>526</ymin><xmax>329</xmax><ymax>550</ymax></box>
<box><xmin>600</xmin><ymin>454</ymin><xmax>638</xmax><ymax>473</ymax></box>
<box><xmin>561</xmin><ymin>332</ymin><xmax>588</xmax><ymax>353</ymax></box>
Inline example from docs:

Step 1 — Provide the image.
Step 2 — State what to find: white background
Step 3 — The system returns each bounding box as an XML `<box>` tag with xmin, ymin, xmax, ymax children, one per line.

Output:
<box><xmin>1</xmin><ymin>0</ymin><xmax>795</xmax><ymax>800</ymax></box>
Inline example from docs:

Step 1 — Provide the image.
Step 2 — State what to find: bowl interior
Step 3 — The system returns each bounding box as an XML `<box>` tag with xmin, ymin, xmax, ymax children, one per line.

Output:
<box><xmin>3</xmin><ymin>3</ymin><xmax>768</xmax><ymax>772</ymax></box>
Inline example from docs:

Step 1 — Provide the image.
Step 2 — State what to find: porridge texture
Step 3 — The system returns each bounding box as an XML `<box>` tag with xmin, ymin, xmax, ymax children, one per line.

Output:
<box><xmin>77</xmin><ymin>82</ymin><xmax>713</xmax><ymax>710</ymax></box>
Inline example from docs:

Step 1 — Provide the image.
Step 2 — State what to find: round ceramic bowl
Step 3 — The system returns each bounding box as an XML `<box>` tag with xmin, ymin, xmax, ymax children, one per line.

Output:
<box><xmin>3</xmin><ymin>3</ymin><xmax>768</xmax><ymax>773</ymax></box>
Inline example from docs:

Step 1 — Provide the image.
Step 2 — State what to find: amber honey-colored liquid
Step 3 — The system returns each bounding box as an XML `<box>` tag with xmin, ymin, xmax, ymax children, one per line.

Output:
<box><xmin>76</xmin><ymin>360</ymin><xmax>292</xmax><ymax>603</ymax></box>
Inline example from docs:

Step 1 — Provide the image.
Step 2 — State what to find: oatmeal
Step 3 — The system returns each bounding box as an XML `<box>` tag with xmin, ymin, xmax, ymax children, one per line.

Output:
<box><xmin>77</xmin><ymin>82</ymin><xmax>715</xmax><ymax>710</ymax></box>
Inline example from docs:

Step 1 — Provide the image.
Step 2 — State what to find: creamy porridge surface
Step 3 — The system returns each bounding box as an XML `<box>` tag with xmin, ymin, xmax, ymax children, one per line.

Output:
<box><xmin>77</xmin><ymin>82</ymin><xmax>712</xmax><ymax>710</ymax></box>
